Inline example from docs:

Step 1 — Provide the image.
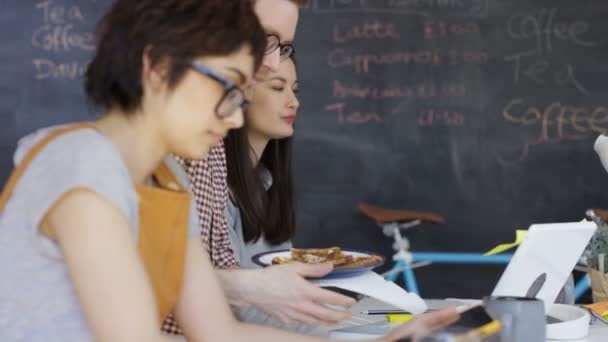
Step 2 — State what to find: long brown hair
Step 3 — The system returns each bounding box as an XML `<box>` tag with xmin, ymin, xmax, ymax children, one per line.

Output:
<box><xmin>225</xmin><ymin>56</ymin><xmax>297</xmax><ymax>244</ymax></box>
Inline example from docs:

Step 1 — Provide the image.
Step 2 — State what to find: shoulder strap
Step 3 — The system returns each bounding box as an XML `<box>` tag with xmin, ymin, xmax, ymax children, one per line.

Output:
<box><xmin>152</xmin><ymin>161</ymin><xmax>186</xmax><ymax>192</ymax></box>
<box><xmin>0</xmin><ymin>123</ymin><xmax>96</xmax><ymax>212</ymax></box>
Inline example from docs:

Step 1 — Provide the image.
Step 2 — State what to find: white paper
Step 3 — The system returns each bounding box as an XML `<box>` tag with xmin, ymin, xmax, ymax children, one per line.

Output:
<box><xmin>311</xmin><ymin>271</ymin><xmax>427</xmax><ymax>314</ymax></box>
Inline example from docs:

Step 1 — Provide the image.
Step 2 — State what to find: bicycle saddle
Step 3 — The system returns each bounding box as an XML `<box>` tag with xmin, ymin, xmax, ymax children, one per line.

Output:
<box><xmin>357</xmin><ymin>202</ymin><xmax>445</xmax><ymax>225</ymax></box>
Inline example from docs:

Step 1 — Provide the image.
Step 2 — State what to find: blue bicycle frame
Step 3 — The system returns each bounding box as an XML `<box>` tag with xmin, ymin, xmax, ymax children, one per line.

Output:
<box><xmin>384</xmin><ymin>252</ymin><xmax>590</xmax><ymax>301</ymax></box>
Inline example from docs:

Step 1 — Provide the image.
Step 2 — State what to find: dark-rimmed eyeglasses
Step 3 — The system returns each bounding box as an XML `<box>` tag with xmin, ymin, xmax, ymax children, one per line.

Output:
<box><xmin>266</xmin><ymin>34</ymin><xmax>294</xmax><ymax>62</ymax></box>
<box><xmin>189</xmin><ymin>64</ymin><xmax>250</xmax><ymax>118</ymax></box>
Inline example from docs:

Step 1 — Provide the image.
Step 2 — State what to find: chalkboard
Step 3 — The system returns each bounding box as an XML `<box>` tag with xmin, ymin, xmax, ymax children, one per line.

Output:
<box><xmin>292</xmin><ymin>0</ymin><xmax>608</xmax><ymax>299</ymax></box>
<box><xmin>1</xmin><ymin>0</ymin><xmax>608</xmax><ymax>300</ymax></box>
<box><xmin>0</xmin><ymin>0</ymin><xmax>110</xmax><ymax>182</ymax></box>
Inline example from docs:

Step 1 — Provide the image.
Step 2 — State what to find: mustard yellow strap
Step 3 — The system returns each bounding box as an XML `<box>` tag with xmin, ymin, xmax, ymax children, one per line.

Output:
<box><xmin>152</xmin><ymin>161</ymin><xmax>186</xmax><ymax>192</ymax></box>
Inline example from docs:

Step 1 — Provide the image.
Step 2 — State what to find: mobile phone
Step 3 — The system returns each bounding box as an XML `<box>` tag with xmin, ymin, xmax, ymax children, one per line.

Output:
<box><xmin>453</xmin><ymin>305</ymin><xmax>496</xmax><ymax>328</ymax></box>
<box><xmin>397</xmin><ymin>305</ymin><xmax>501</xmax><ymax>342</ymax></box>
<box><xmin>440</xmin><ymin>305</ymin><xmax>501</xmax><ymax>341</ymax></box>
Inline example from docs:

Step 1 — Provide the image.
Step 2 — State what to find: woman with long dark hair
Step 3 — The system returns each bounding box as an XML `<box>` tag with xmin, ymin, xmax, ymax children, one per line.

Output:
<box><xmin>225</xmin><ymin>54</ymin><xmax>299</xmax><ymax>267</ymax></box>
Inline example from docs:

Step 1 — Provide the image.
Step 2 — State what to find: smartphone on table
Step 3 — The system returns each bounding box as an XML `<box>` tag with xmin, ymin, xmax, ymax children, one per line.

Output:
<box><xmin>398</xmin><ymin>305</ymin><xmax>501</xmax><ymax>342</ymax></box>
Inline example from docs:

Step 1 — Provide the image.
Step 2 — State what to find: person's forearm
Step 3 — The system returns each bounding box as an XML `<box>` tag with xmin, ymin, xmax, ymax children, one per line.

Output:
<box><xmin>216</xmin><ymin>267</ymin><xmax>258</xmax><ymax>307</ymax></box>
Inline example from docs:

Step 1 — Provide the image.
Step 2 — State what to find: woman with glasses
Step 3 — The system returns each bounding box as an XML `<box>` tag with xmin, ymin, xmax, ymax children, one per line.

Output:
<box><xmin>0</xmin><ymin>0</ymin><xmax>260</xmax><ymax>340</ymax></box>
<box><xmin>0</xmin><ymin>0</ymin><xmax>459</xmax><ymax>340</ymax></box>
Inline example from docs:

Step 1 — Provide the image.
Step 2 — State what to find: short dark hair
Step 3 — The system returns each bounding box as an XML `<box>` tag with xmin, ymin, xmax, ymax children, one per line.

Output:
<box><xmin>225</xmin><ymin>55</ymin><xmax>298</xmax><ymax>245</ymax></box>
<box><xmin>85</xmin><ymin>0</ymin><xmax>266</xmax><ymax>112</ymax></box>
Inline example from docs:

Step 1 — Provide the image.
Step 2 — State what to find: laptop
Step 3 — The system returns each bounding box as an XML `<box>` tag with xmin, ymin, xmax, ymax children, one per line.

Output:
<box><xmin>330</xmin><ymin>221</ymin><xmax>597</xmax><ymax>338</ymax></box>
<box><xmin>491</xmin><ymin>221</ymin><xmax>596</xmax><ymax>312</ymax></box>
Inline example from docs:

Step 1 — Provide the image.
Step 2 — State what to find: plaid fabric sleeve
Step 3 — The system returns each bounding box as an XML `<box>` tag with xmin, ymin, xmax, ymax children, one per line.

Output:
<box><xmin>162</xmin><ymin>143</ymin><xmax>238</xmax><ymax>335</ymax></box>
<box><xmin>175</xmin><ymin>142</ymin><xmax>238</xmax><ymax>268</ymax></box>
<box><xmin>161</xmin><ymin>313</ymin><xmax>182</xmax><ymax>335</ymax></box>
<box><xmin>206</xmin><ymin>142</ymin><xmax>239</xmax><ymax>269</ymax></box>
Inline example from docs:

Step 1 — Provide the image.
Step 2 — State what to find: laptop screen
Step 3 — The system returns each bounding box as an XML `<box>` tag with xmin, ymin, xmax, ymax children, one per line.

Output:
<box><xmin>491</xmin><ymin>222</ymin><xmax>596</xmax><ymax>312</ymax></box>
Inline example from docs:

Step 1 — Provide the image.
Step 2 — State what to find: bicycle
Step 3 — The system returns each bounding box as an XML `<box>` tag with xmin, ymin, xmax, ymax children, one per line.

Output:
<box><xmin>357</xmin><ymin>202</ymin><xmax>590</xmax><ymax>301</ymax></box>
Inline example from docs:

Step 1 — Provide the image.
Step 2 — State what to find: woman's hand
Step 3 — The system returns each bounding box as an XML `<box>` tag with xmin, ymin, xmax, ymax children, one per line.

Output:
<box><xmin>243</xmin><ymin>262</ymin><xmax>357</xmax><ymax>325</ymax></box>
<box><xmin>216</xmin><ymin>261</ymin><xmax>357</xmax><ymax>325</ymax></box>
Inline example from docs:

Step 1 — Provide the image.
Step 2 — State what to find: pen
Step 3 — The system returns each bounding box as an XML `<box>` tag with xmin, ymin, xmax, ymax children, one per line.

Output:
<box><xmin>361</xmin><ymin>309</ymin><xmax>411</xmax><ymax>315</ymax></box>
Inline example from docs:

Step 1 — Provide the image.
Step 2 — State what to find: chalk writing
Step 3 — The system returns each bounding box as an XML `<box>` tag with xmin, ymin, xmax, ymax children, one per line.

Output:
<box><xmin>503</xmin><ymin>98</ymin><xmax>608</xmax><ymax>141</ymax></box>
<box><xmin>418</xmin><ymin>108</ymin><xmax>465</xmax><ymax>127</ymax></box>
<box><xmin>332</xmin><ymin>80</ymin><xmax>466</xmax><ymax>99</ymax></box>
<box><xmin>505</xmin><ymin>51</ymin><xmax>590</xmax><ymax>95</ymax></box>
<box><xmin>33</xmin><ymin>58</ymin><xmax>87</xmax><ymax>80</ymax></box>
<box><xmin>325</xmin><ymin>102</ymin><xmax>383</xmax><ymax>125</ymax></box>
<box><xmin>36</xmin><ymin>0</ymin><xmax>85</xmax><ymax>24</ymax></box>
<box><xmin>328</xmin><ymin>48</ymin><xmax>488</xmax><ymax>73</ymax></box>
<box><xmin>424</xmin><ymin>20</ymin><xmax>480</xmax><ymax>39</ymax></box>
<box><xmin>32</xmin><ymin>24</ymin><xmax>94</xmax><ymax>52</ymax></box>
<box><xmin>333</xmin><ymin>20</ymin><xmax>399</xmax><ymax>43</ymax></box>
<box><xmin>328</xmin><ymin>48</ymin><xmax>441</xmax><ymax>73</ymax></box>
<box><xmin>30</xmin><ymin>0</ymin><xmax>94</xmax><ymax>80</ymax></box>
<box><xmin>506</xmin><ymin>8</ymin><xmax>596</xmax><ymax>56</ymax></box>
<box><xmin>32</xmin><ymin>0</ymin><xmax>93</xmax><ymax>53</ymax></box>
<box><xmin>448</xmin><ymin>49</ymin><xmax>488</xmax><ymax>64</ymax></box>
<box><xmin>495</xmin><ymin>99</ymin><xmax>608</xmax><ymax>164</ymax></box>
<box><xmin>311</xmin><ymin>0</ymin><xmax>489</xmax><ymax>17</ymax></box>
<box><xmin>390</xmin><ymin>0</ymin><xmax>470</xmax><ymax>9</ymax></box>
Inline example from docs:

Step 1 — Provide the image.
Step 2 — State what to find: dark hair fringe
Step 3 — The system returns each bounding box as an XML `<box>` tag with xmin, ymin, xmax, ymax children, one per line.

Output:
<box><xmin>85</xmin><ymin>0</ymin><xmax>266</xmax><ymax>113</ymax></box>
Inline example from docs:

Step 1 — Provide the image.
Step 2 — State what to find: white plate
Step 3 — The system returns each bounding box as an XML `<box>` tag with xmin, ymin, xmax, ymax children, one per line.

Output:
<box><xmin>251</xmin><ymin>249</ymin><xmax>385</xmax><ymax>279</ymax></box>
